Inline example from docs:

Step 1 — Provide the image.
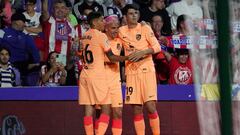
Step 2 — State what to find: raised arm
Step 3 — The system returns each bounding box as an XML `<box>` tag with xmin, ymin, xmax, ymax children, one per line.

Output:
<box><xmin>42</xmin><ymin>0</ymin><xmax>49</xmax><ymax>22</ymax></box>
<box><xmin>163</xmin><ymin>51</ymin><xmax>172</xmax><ymax>62</ymax></box>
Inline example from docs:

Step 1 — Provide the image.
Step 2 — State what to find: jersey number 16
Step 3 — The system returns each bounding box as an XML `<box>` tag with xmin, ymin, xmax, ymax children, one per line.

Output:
<box><xmin>83</xmin><ymin>44</ymin><xmax>94</xmax><ymax>64</ymax></box>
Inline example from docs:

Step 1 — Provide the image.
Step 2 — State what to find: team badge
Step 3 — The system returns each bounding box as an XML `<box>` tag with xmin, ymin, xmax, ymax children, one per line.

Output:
<box><xmin>136</xmin><ymin>34</ymin><xmax>141</xmax><ymax>41</ymax></box>
<box><xmin>174</xmin><ymin>67</ymin><xmax>192</xmax><ymax>84</ymax></box>
<box><xmin>126</xmin><ymin>96</ymin><xmax>130</xmax><ymax>102</ymax></box>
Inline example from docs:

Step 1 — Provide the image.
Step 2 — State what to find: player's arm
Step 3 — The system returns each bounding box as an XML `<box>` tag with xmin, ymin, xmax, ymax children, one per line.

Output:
<box><xmin>129</xmin><ymin>26</ymin><xmax>161</xmax><ymax>62</ymax></box>
<box><xmin>106</xmin><ymin>49</ymin><xmax>128</xmax><ymax>62</ymax></box>
<box><xmin>42</xmin><ymin>0</ymin><xmax>49</xmax><ymax>22</ymax></box>
<box><xmin>128</xmin><ymin>48</ymin><xmax>154</xmax><ymax>62</ymax></box>
<box><xmin>145</xmin><ymin>26</ymin><xmax>161</xmax><ymax>54</ymax></box>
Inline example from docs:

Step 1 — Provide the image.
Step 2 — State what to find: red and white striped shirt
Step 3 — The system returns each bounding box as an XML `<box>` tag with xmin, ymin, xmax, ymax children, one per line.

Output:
<box><xmin>40</xmin><ymin>65</ymin><xmax>63</xmax><ymax>86</ymax></box>
<box><xmin>200</xmin><ymin>58</ymin><xmax>219</xmax><ymax>84</ymax></box>
<box><xmin>42</xmin><ymin>16</ymin><xmax>76</xmax><ymax>61</ymax></box>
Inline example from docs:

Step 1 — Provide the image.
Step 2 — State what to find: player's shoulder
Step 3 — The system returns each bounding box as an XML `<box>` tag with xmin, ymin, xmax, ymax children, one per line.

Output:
<box><xmin>141</xmin><ymin>24</ymin><xmax>152</xmax><ymax>31</ymax></box>
<box><xmin>119</xmin><ymin>25</ymin><xmax>128</xmax><ymax>32</ymax></box>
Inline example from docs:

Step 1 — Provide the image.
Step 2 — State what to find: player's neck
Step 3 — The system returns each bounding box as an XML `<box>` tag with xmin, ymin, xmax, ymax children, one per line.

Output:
<box><xmin>127</xmin><ymin>23</ymin><xmax>138</xmax><ymax>29</ymax></box>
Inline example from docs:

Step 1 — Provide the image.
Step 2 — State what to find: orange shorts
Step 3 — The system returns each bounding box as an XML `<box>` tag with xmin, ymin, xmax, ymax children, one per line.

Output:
<box><xmin>125</xmin><ymin>72</ymin><xmax>157</xmax><ymax>104</ymax></box>
<box><xmin>108</xmin><ymin>79</ymin><xmax>123</xmax><ymax>108</ymax></box>
<box><xmin>79</xmin><ymin>77</ymin><xmax>111</xmax><ymax>105</ymax></box>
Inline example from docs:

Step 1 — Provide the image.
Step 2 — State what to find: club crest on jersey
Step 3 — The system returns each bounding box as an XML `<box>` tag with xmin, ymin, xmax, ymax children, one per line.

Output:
<box><xmin>136</xmin><ymin>34</ymin><xmax>141</xmax><ymax>40</ymax></box>
<box><xmin>117</xmin><ymin>43</ymin><xmax>121</xmax><ymax>50</ymax></box>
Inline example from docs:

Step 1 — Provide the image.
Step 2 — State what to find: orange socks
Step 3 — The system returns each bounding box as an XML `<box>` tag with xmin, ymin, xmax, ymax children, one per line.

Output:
<box><xmin>84</xmin><ymin>116</ymin><xmax>94</xmax><ymax>135</ymax></box>
<box><xmin>134</xmin><ymin>114</ymin><xmax>145</xmax><ymax>135</ymax></box>
<box><xmin>97</xmin><ymin>113</ymin><xmax>110</xmax><ymax>135</ymax></box>
<box><xmin>148</xmin><ymin>112</ymin><xmax>160</xmax><ymax>135</ymax></box>
<box><xmin>112</xmin><ymin>118</ymin><xmax>122</xmax><ymax>135</ymax></box>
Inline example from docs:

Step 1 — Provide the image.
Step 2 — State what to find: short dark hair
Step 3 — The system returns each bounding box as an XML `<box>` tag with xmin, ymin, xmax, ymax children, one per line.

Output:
<box><xmin>53</xmin><ymin>0</ymin><xmax>67</xmax><ymax>6</ymax></box>
<box><xmin>122</xmin><ymin>4</ymin><xmax>139</xmax><ymax>15</ymax></box>
<box><xmin>64</xmin><ymin>0</ymin><xmax>72</xmax><ymax>8</ymax></box>
<box><xmin>87</xmin><ymin>12</ymin><xmax>103</xmax><ymax>27</ymax></box>
<box><xmin>175</xmin><ymin>48</ymin><xmax>189</xmax><ymax>56</ymax></box>
<box><xmin>25</xmin><ymin>0</ymin><xmax>36</xmax><ymax>4</ymax></box>
<box><xmin>0</xmin><ymin>46</ymin><xmax>11</xmax><ymax>56</ymax></box>
<box><xmin>151</xmin><ymin>14</ymin><xmax>164</xmax><ymax>23</ymax></box>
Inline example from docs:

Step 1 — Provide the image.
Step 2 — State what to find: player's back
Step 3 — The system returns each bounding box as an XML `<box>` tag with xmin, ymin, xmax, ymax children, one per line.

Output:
<box><xmin>80</xmin><ymin>29</ymin><xmax>109</xmax><ymax>79</ymax></box>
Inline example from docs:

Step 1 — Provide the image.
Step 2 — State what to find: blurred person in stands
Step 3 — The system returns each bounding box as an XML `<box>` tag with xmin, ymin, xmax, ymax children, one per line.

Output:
<box><xmin>23</xmin><ymin>0</ymin><xmax>42</xmax><ymax>36</ymax></box>
<box><xmin>65</xmin><ymin>0</ymin><xmax>78</xmax><ymax>27</ymax></box>
<box><xmin>163</xmin><ymin>48</ymin><xmax>193</xmax><ymax>84</ymax></box>
<box><xmin>23</xmin><ymin>0</ymin><xmax>44</xmax><ymax>62</ymax></box>
<box><xmin>73</xmin><ymin>0</ymin><xmax>107</xmax><ymax>20</ymax></box>
<box><xmin>40</xmin><ymin>51</ymin><xmax>67</xmax><ymax>86</ymax></box>
<box><xmin>105</xmin><ymin>0</ymin><xmax>124</xmax><ymax>19</ymax></box>
<box><xmin>163</xmin><ymin>14</ymin><xmax>193</xmax><ymax>84</ymax></box>
<box><xmin>166</xmin><ymin>0</ymin><xmax>203</xmax><ymax>31</ymax></box>
<box><xmin>151</xmin><ymin>14</ymin><xmax>170</xmax><ymax>84</ymax></box>
<box><xmin>0</xmin><ymin>47</ymin><xmax>21</xmax><ymax>87</ymax></box>
<box><xmin>175</xmin><ymin>14</ymin><xmax>191</xmax><ymax>35</ymax></box>
<box><xmin>0</xmin><ymin>0</ymin><xmax>13</xmax><ymax>28</ymax></box>
<box><xmin>41</xmin><ymin>0</ymin><xmax>76</xmax><ymax>63</ymax></box>
<box><xmin>0</xmin><ymin>13</ymin><xmax>40</xmax><ymax>86</ymax></box>
<box><xmin>140</xmin><ymin>0</ymin><xmax>172</xmax><ymax>35</ymax></box>
<box><xmin>199</xmin><ymin>49</ymin><xmax>219</xmax><ymax>100</ymax></box>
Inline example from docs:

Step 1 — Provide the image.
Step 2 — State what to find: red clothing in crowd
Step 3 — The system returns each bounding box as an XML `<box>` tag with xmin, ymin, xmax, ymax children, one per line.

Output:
<box><xmin>168</xmin><ymin>57</ymin><xmax>193</xmax><ymax>84</ymax></box>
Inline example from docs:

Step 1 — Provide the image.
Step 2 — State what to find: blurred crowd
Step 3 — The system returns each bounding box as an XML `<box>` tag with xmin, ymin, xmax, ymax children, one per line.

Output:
<box><xmin>0</xmin><ymin>0</ymin><xmax>239</xmax><ymax>90</ymax></box>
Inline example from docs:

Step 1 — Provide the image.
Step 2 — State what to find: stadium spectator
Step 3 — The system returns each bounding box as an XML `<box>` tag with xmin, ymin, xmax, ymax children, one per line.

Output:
<box><xmin>23</xmin><ymin>0</ymin><xmax>42</xmax><ymax>36</ymax></box>
<box><xmin>11</xmin><ymin>0</ymin><xmax>25</xmax><ymax>13</ymax></box>
<box><xmin>166</xmin><ymin>0</ymin><xmax>203</xmax><ymax>30</ymax></box>
<box><xmin>140</xmin><ymin>0</ymin><xmax>172</xmax><ymax>35</ymax></box>
<box><xmin>65</xmin><ymin>0</ymin><xmax>78</xmax><ymax>27</ymax></box>
<box><xmin>0</xmin><ymin>0</ymin><xmax>13</xmax><ymax>28</ymax></box>
<box><xmin>73</xmin><ymin>0</ymin><xmax>107</xmax><ymax>20</ymax></box>
<box><xmin>151</xmin><ymin>14</ymin><xmax>170</xmax><ymax>84</ymax></box>
<box><xmin>0</xmin><ymin>13</ymin><xmax>40</xmax><ymax>86</ymax></box>
<box><xmin>0</xmin><ymin>47</ymin><xmax>21</xmax><ymax>87</ymax></box>
<box><xmin>162</xmin><ymin>14</ymin><xmax>193</xmax><ymax>85</ymax></box>
<box><xmin>105</xmin><ymin>0</ymin><xmax>123</xmax><ymax>19</ymax></box>
<box><xmin>176</xmin><ymin>14</ymin><xmax>191</xmax><ymax>35</ymax></box>
<box><xmin>41</xmin><ymin>0</ymin><xmax>76</xmax><ymax>63</ymax></box>
<box><xmin>199</xmin><ymin>49</ymin><xmax>219</xmax><ymax>100</ymax></box>
<box><xmin>163</xmin><ymin>48</ymin><xmax>193</xmax><ymax>84</ymax></box>
<box><xmin>39</xmin><ymin>51</ymin><xmax>67</xmax><ymax>86</ymax></box>
<box><xmin>133</xmin><ymin>0</ymin><xmax>150</xmax><ymax>8</ymax></box>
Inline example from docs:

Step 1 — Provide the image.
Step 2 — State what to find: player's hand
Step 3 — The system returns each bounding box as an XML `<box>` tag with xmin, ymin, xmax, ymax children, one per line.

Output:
<box><xmin>129</xmin><ymin>50</ymin><xmax>146</xmax><ymax>62</ymax></box>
